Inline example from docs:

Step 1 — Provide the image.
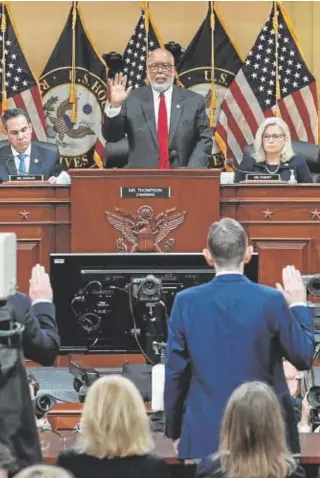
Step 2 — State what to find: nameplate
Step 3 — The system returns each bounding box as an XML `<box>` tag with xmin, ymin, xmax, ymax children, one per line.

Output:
<box><xmin>121</xmin><ymin>187</ymin><xmax>171</xmax><ymax>198</ymax></box>
<box><xmin>9</xmin><ymin>174</ymin><xmax>44</xmax><ymax>182</ymax></box>
<box><xmin>245</xmin><ymin>173</ymin><xmax>280</xmax><ymax>181</ymax></box>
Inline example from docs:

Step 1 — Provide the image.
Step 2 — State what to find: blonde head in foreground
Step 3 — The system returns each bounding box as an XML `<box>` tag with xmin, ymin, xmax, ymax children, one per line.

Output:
<box><xmin>78</xmin><ymin>374</ymin><xmax>153</xmax><ymax>459</ymax></box>
<box><xmin>219</xmin><ymin>381</ymin><xmax>297</xmax><ymax>478</ymax></box>
<box><xmin>14</xmin><ymin>464</ymin><xmax>74</xmax><ymax>478</ymax></box>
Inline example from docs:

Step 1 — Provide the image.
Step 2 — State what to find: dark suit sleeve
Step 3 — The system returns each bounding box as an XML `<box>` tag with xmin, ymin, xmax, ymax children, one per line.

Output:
<box><xmin>296</xmin><ymin>157</ymin><xmax>313</xmax><ymax>183</ymax></box>
<box><xmin>187</xmin><ymin>97</ymin><xmax>213</xmax><ymax>168</ymax></box>
<box><xmin>22</xmin><ymin>300</ymin><xmax>60</xmax><ymax>366</ymax></box>
<box><xmin>234</xmin><ymin>153</ymin><xmax>255</xmax><ymax>183</ymax></box>
<box><xmin>102</xmin><ymin>103</ymin><xmax>127</xmax><ymax>143</ymax></box>
<box><xmin>270</xmin><ymin>293</ymin><xmax>314</xmax><ymax>370</ymax></box>
<box><xmin>164</xmin><ymin>294</ymin><xmax>191</xmax><ymax>440</ymax></box>
<box><xmin>50</xmin><ymin>146</ymin><xmax>62</xmax><ymax>177</ymax></box>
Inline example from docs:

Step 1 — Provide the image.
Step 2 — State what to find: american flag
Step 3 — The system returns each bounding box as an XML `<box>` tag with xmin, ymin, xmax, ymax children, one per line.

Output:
<box><xmin>122</xmin><ymin>6</ymin><xmax>162</xmax><ymax>89</ymax></box>
<box><xmin>0</xmin><ymin>4</ymin><xmax>46</xmax><ymax>140</ymax></box>
<box><xmin>216</xmin><ymin>2</ymin><xmax>318</xmax><ymax>162</ymax></box>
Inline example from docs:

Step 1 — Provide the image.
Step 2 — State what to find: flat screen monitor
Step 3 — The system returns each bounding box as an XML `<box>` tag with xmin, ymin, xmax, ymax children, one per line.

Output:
<box><xmin>50</xmin><ymin>252</ymin><xmax>259</xmax><ymax>354</ymax></box>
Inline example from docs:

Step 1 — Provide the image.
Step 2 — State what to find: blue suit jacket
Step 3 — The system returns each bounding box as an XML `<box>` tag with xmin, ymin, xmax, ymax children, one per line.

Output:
<box><xmin>164</xmin><ymin>274</ymin><xmax>314</xmax><ymax>459</ymax></box>
<box><xmin>0</xmin><ymin>142</ymin><xmax>61</xmax><ymax>181</ymax></box>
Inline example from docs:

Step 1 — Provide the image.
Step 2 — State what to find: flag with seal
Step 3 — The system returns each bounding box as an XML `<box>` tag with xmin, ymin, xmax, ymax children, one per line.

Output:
<box><xmin>177</xmin><ymin>2</ymin><xmax>242</xmax><ymax>161</ymax></box>
<box><xmin>39</xmin><ymin>2</ymin><xmax>106</xmax><ymax>169</ymax></box>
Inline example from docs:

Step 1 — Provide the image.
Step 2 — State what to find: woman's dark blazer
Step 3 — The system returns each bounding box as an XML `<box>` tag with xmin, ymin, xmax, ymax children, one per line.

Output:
<box><xmin>56</xmin><ymin>450</ymin><xmax>170</xmax><ymax>478</ymax></box>
<box><xmin>234</xmin><ymin>154</ymin><xmax>313</xmax><ymax>183</ymax></box>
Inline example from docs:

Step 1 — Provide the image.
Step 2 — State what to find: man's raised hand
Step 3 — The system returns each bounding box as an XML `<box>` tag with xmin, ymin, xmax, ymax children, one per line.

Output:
<box><xmin>108</xmin><ymin>73</ymin><xmax>133</xmax><ymax>108</ymax></box>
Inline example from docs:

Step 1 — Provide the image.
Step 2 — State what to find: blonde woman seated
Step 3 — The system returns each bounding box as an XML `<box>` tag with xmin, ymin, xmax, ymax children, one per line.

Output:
<box><xmin>235</xmin><ymin>117</ymin><xmax>313</xmax><ymax>183</ymax></box>
<box><xmin>56</xmin><ymin>375</ymin><xmax>170</xmax><ymax>478</ymax></box>
<box><xmin>196</xmin><ymin>382</ymin><xmax>305</xmax><ymax>478</ymax></box>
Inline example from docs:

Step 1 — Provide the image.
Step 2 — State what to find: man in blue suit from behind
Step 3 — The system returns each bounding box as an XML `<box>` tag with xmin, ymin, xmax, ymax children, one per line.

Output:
<box><xmin>164</xmin><ymin>218</ymin><xmax>314</xmax><ymax>460</ymax></box>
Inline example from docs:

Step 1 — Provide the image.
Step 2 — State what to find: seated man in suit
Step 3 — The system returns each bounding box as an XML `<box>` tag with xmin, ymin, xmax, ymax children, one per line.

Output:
<box><xmin>0</xmin><ymin>108</ymin><xmax>61</xmax><ymax>183</ymax></box>
<box><xmin>103</xmin><ymin>48</ymin><xmax>213</xmax><ymax>169</ymax></box>
<box><xmin>164</xmin><ymin>218</ymin><xmax>314</xmax><ymax>460</ymax></box>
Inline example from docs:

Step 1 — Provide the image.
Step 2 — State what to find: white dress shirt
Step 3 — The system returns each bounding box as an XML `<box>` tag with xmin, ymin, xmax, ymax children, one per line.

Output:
<box><xmin>106</xmin><ymin>85</ymin><xmax>173</xmax><ymax>130</ymax></box>
<box><xmin>11</xmin><ymin>144</ymin><xmax>31</xmax><ymax>173</ymax></box>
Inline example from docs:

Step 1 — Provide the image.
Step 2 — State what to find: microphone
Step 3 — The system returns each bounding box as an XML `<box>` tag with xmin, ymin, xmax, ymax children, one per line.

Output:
<box><xmin>5</xmin><ymin>154</ymin><xmax>44</xmax><ymax>177</ymax></box>
<box><xmin>169</xmin><ymin>149</ymin><xmax>179</xmax><ymax>165</ymax></box>
<box><xmin>5</xmin><ymin>155</ymin><xmax>28</xmax><ymax>176</ymax></box>
<box><xmin>225</xmin><ymin>158</ymin><xmax>256</xmax><ymax>176</ymax></box>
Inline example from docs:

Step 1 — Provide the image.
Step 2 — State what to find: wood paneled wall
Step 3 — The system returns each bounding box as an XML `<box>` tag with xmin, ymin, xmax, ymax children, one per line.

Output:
<box><xmin>9</xmin><ymin>1</ymin><xmax>320</xmax><ymax>93</ymax></box>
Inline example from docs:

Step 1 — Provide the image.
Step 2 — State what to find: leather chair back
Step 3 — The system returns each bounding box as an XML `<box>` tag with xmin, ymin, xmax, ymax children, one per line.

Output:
<box><xmin>104</xmin><ymin>138</ymin><xmax>129</xmax><ymax>168</ymax></box>
<box><xmin>0</xmin><ymin>139</ymin><xmax>58</xmax><ymax>155</ymax></box>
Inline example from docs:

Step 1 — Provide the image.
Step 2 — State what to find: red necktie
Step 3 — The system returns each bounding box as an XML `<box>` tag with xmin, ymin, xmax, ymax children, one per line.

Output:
<box><xmin>157</xmin><ymin>93</ymin><xmax>169</xmax><ymax>169</ymax></box>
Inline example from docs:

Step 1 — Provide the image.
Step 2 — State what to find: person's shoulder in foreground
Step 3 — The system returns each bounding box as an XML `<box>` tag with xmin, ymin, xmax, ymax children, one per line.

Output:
<box><xmin>196</xmin><ymin>455</ymin><xmax>305</xmax><ymax>478</ymax></box>
<box><xmin>57</xmin><ymin>449</ymin><xmax>169</xmax><ymax>478</ymax></box>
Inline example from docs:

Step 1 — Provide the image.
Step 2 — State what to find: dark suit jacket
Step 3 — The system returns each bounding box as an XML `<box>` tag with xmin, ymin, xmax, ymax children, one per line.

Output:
<box><xmin>102</xmin><ymin>85</ymin><xmax>213</xmax><ymax>168</ymax></box>
<box><xmin>0</xmin><ymin>295</ymin><xmax>59</xmax><ymax>473</ymax></box>
<box><xmin>0</xmin><ymin>142</ymin><xmax>61</xmax><ymax>181</ymax></box>
<box><xmin>234</xmin><ymin>154</ymin><xmax>313</xmax><ymax>183</ymax></box>
<box><xmin>164</xmin><ymin>274</ymin><xmax>314</xmax><ymax>459</ymax></box>
<box><xmin>8</xmin><ymin>292</ymin><xmax>60</xmax><ymax>366</ymax></box>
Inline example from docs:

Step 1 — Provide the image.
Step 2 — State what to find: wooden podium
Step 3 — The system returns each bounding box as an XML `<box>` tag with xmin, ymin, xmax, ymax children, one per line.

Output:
<box><xmin>0</xmin><ymin>178</ymin><xmax>319</xmax><ymax>291</ymax></box>
<box><xmin>221</xmin><ymin>183</ymin><xmax>320</xmax><ymax>286</ymax></box>
<box><xmin>0</xmin><ymin>183</ymin><xmax>70</xmax><ymax>292</ymax></box>
<box><xmin>70</xmin><ymin>169</ymin><xmax>220</xmax><ymax>253</ymax></box>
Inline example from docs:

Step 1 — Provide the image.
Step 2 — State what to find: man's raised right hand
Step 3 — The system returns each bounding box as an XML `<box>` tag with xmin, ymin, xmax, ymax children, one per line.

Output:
<box><xmin>275</xmin><ymin>265</ymin><xmax>307</xmax><ymax>306</ymax></box>
<box><xmin>108</xmin><ymin>72</ymin><xmax>133</xmax><ymax>108</ymax></box>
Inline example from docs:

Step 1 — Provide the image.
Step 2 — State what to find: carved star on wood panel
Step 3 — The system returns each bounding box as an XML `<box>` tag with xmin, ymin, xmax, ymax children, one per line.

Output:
<box><xmin>262</xmin><ymin>209</ymin><xmax>275</xmax><ymax>220</ymax></box>
<box><xmin>18</xmin><ymin>210</ymin><xmax>30</xmax><ymax>220</ymax></box>
<box><xmin>310</xmin><ymin>209</ymin><xmax>320</xmax><ymax>220</ymax></box>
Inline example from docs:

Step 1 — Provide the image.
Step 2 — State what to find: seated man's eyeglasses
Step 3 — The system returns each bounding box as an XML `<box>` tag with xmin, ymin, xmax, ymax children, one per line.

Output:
<box><xmin>263</xmin><ymin>134</ymin><xmax>286</xmax><ymax>141</ymax></box>
<box><xmin>148</xmin><ymin>63</ymin><xmax>174</xmax><ymax>73</ymax></box>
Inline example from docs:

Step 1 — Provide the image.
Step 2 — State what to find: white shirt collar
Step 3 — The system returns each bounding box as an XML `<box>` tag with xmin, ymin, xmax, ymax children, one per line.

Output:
<box><xmin>151</xmin><ymin>84</ymin><xmax>173</xmax><ymax>99</ymax></box>
<box><xmin>215</xmin><ymin>271</ymin><xmax>243</xmax><ymax>277</ymax></box>
<box><xmin>11</xmin><ymin>144</ymin><xmax>32</xmax><ymax>157</ymax></box>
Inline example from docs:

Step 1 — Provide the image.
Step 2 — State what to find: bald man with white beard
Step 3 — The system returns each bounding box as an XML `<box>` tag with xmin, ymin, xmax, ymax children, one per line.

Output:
<box><xmin>103</xmin><ymin>48</ymin><xmax>213</xmax><ymax>169</ymax></box>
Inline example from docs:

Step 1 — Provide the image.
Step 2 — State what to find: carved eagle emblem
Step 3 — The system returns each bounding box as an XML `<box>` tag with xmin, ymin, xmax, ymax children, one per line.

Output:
<box><xmin>105</xmin><ymin>205</ymin><xmax>187</xmax><ymax>252</ymax></box>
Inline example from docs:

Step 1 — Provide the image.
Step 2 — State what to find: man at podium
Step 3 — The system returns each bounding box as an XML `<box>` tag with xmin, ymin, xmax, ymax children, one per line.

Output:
<box><xmin>103</xmin><ymin>48</ymin><xmax>213</xmax><ymax>169</ymax></box>
<box><xmin>0</xmin><ymin>108</ymin><xmax>61</xmax><ymax>183</ymax></box>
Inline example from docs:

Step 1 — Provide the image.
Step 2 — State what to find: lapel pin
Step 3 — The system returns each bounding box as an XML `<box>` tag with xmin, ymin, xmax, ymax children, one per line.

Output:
<box><xmin>34</xmin><ymin>159</ymin><xmax>39</xmax><ymax>164</ymax></box>
<box><xmin>176</xmin><ymin>105</ymin><xmax>181</xmax><ymax>109</ymax></box>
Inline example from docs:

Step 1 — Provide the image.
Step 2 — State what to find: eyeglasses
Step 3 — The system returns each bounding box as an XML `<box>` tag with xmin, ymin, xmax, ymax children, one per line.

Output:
<box><xmin>148</xmin><ymin>63</ymin><xmax>174</xmax><ymax>73</ymax></box>
<box><xmin>262</xmin><ymin>134</ymin><xmax>285</xmax><ymax>141</ymax></box>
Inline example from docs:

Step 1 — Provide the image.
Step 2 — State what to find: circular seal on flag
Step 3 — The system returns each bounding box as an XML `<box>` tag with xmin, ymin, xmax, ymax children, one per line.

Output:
<box><xmin>179</xmin><ymin>68</ymin><xmax>233</xmax><ymax>155</ymax></box>
<box><xmin>40</xmin><ymin>67</ymin><xmax>107</xmax><ymax>168</ymax></box>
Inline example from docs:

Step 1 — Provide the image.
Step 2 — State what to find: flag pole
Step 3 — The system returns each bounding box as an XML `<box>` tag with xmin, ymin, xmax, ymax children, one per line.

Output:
<box><xmin>273</xmin><ymin>1</ymin><xmax>281</xmax><ymax>117</ymax></box>
<box><xmin>1</xmin><ymin>4</ymin><xmax>7</xmax><ymax>112</ymax></box>
<box><xmin>143</xmin><ymin>2</ymin><xmax>149</xmax><ymax>73</ymax></box>
<box><xmin>209</xmin><ymin>1</ymin><xmax>216</xmax><ymax>129</ymax></box>
<box><xmin>69</xmin><ymin>1</ymin><xmax>77</xmax><ymax>123</ymax></box>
